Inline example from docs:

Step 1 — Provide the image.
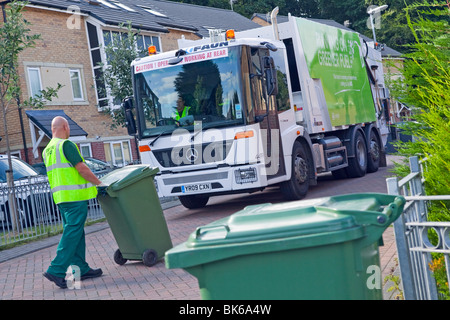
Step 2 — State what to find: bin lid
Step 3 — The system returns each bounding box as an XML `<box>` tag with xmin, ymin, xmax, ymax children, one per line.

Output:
<box><xmin>100</xmin><ymin>165</ymin><xmax>159</xmax><ymax>192</ymax></box>
<box><xmin>165</xmin><ymin>193</ymin><xmax>405</xmax><ymax>269</ymax></box>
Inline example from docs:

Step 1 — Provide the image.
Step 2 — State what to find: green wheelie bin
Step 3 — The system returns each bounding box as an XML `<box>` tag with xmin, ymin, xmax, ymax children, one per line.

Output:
<box><xmin>165</xmin><ymin>193</ymin><xmax>405</xmax><ymax>299</ymax></box>
<box><xmin>97</xmin><ymin>165</ymin><xmax>172</xmax><ymax>267</ymax></box>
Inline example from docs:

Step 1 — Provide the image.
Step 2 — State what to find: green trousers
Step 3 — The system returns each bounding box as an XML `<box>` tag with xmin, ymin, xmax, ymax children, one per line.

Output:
<box><xmin>47</xmin><ymin>200</ymin><xmax>91</xmax><ymax>278</ymax></box>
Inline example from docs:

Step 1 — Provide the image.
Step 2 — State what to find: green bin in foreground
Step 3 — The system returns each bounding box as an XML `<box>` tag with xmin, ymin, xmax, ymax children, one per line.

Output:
<box><xmin>165</xmin><ymin>193</ymin><xmax>405</xmax><ymax>299</ymax></box>
<box><xmin>97</xmin><ymin>165</ymin><xmax>172</xmax><ymax>267</ymax></box>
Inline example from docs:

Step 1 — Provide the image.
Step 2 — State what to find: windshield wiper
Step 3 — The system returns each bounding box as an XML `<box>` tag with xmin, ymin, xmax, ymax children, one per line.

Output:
<box><xmin>149</xmin><ymin>128</ymin><xmax>175</xmax><ymax>147</ymax></box>
<box><xmin>190</xmin><ymin>122</ymin><xmax>220</xmax><ymax>142</ymax></box>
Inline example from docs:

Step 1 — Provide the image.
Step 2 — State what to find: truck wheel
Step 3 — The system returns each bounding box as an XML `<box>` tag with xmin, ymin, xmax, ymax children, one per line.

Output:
<box><xmin>346</xmin><ymin>130</ymin><xmax>367</xmax><ymax>178</ymax></box>
<box><xmin>178</xmin><ymin>195</ymin><xmax>209</xmax><ymax>209</ymax></box>
<box><xmin>367</xmin><ymin>129</ymin><xmax>381</xmax><ymax>173</ymax></box>
<box><xmin>280</xmin><ymin>141</ymin><xmax>310</xmax><ymax>200</ymax></box>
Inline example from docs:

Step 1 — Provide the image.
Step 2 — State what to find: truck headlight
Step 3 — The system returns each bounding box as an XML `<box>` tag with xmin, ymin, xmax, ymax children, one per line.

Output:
<box><xmin>234</xmin><ymin>167</ymin><xmax>257</xmax><ymax>184</ymax></box>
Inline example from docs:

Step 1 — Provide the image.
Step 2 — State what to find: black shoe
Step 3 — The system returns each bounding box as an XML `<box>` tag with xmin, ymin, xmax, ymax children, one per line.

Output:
<box><xmin>80</xmin><ymin>268</ymin><xmax>103</xmax><ymax>280</ymax></box>
<box><xmin>43</xmin><ymin>272</ymin><xmax>67</xmax><ymax>289</ymax></box>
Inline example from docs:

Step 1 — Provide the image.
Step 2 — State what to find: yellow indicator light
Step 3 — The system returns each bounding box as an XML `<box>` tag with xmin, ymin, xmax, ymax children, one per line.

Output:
<box><xmin>234</xmin><ymin>131</ymin><xmax>254</xmax><ymax>140</ymax></box>
<box><xmin>148</xmin><ymin>45</ymin><xmax>157</xmax><ymax>55</ymax></box>
<box><xmin>225</xmin><ymin>29</ymin><xmax>235</xmax><ymax>41</ymax></box>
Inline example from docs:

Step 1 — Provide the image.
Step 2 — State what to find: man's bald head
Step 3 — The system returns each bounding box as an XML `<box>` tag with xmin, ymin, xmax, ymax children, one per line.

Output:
<box><xmin>51</xmin><ymin>116</ymin><xmax>70</xmax><ymax>139</ymax></box>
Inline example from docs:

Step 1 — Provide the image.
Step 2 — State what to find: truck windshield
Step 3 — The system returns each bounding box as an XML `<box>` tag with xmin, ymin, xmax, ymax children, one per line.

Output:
<box><xmin>134</xmin><ymin>46</ymin><xmax>245</xmax><ymax>138</ymax></box>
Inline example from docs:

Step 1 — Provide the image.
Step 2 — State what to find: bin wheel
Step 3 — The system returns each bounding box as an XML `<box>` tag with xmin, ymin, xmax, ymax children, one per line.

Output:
<box><xmin>113</xmin><ymin>249</ymin><xmax>128</xmax><ymax>265</ymax></box>
<box><xmin>142</xmin><ymin>249</ymin><xmax>158</xmax><ymax>267</ymax></box>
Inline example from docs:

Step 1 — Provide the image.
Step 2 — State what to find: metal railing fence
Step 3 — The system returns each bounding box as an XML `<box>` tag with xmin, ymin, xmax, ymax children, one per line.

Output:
<box><xmin>0</xmin><ymin>176</ymin><xmax>105</xmax><ymax>248</ymax></box>
<box><xmin>386</xmin><ymin>156</ymin><xmax>450</xmax><ymax>300</ymax></box>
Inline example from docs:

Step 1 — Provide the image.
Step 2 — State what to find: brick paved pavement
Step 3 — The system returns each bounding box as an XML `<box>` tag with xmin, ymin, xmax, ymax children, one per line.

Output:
<box><xmin>0</xmin><ymin>155</ymin><xmax>403</xmax><ymax>300</ymax></box>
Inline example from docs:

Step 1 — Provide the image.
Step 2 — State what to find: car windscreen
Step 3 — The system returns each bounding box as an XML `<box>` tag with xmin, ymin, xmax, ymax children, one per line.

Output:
<box><xmin>0</xmin><ymin>159</ymin><xmax>39</xmax><ymax>182</ymax></box>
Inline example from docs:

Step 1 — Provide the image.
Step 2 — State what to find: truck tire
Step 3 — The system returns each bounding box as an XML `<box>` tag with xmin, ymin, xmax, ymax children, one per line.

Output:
<box><xmin>280</xmin><ymin>141</ymin><xmax>310</xmax><ymax>200</ymax></box>
<box><xmin>367</xmin><ymin>129</ymin><xmax>381</xmax><ymax>173</ymax></box>
<box><xmin>178</xmin><ymin>195</ymin><xmax>209</xmax><ymax>209</ymax></box>
<box><xmin>346</xmin><ymin>130</ymin><xmax>367</xmax><ymax>178</ymax></box>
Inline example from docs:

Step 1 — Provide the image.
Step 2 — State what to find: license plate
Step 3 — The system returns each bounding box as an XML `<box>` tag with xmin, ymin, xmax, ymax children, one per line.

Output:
<box><xmin>181</xmin><ymin>183</ymin><xmax>211</xmax><ymax>193</ymax></box>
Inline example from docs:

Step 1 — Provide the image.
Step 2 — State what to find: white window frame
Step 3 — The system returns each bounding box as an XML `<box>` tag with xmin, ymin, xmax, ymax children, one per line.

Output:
<box><xmin>104</xmin><ymin>140</ymin><xmax>132</xmax><ymax>167</ymax></box>
<box><xmin>69</xmin><ymin>69</ymin><xmax>84</xmax><ymax>101</ymax></box>
<box><xmin>27</xmin><ymin>67</ymin><xmax>43</xmax><ymax>98</ymax></box>
<box><xmin>80</xmin><ymin>143</ymin><xmax>92</xmax><ymax>158</ymax></box>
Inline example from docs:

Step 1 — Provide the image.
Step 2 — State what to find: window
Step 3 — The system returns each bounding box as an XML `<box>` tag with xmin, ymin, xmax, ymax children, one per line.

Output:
<box><xmin>137</xmin><ymin>34</ymin><xmax>161</xmax><ymax>57</ymax></box>
<box><xmin>96</xmin><ymin>0</ymin><xmax>118</xmax><ymax>9</ymax></box>
<box><xmin>88</xmin><ymin>22</ymin><xmax>161</xmax><ymax>110</ymax></box>
<box><xmin>25</xmin><ymin>63</ymin><xmax>87</xmax><ymax>105</ymax></box>
<box><xmin>139</xmin><ymin>5</ymin><xmax>167</xmax><ymax>17</ymax></box>
<box><xmin>70</xmin><ymin>70</ymin><xmax>83</xmax><ymax>100</ymax></box>
<box><xmin>80</xmin><ymin>143</ymin><xmax>92</xmax><ymax>158</ymax></box>
<box><xmin>27</xmin><ymin>67</ymin><xmax>42</xmax><ymax>98</ymax></box>
<box><xmin>104</xmin><ymin>140</ymin><xmax>132</xmax><ymax>167</ymax></box>
<box><xmin>87</xmin><ymin>22</ymin><xmax>108</xmax><ymax>109</ymax></box>
<box><xmin>110</xmin><ymin>0</ymin><xmax>136</xmax><ymax>12</ymax></box>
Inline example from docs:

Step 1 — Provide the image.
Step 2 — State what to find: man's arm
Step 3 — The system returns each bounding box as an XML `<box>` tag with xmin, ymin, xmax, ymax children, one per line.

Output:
<box><xmin>75</xmin><ymin>162</ymin><xmax>102</xmax><ymax>186</ymax></box>
<box><xmin>62</xmin><ymin>140</ymin><xmax>103</xmax><ymax>186</ymax></box>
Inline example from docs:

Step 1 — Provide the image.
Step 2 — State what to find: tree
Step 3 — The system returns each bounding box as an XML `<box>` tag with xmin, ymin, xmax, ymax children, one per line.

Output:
<box><xmin>98</xmin><ymin>22</ymin><xmax>141</xmax><ymax>130</ymax></box>
<box><xmin>1</xmin><ymin>0</ymin><xmax>60</xmax><ymax>234</ymax></box>
<box><xmin>388</xmin><ymin>1</ymin><xmax>449</xmax><ymax>220</ymax></box>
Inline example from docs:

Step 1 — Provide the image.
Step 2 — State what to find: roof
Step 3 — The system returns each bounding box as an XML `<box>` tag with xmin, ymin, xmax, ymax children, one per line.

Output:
<box><xmin>23</xmin><ymin>0</ymin><xmax>259</xmax><ymax>37</ymax></box>
<box><xmin>251</xmin><ymin>13</ymin><xmax>402</xmax><ymax>57</ymax></box>
<box><xmin>146</xmin><ymin>1</ymin><xmax>260</xmax><ymax>37</ymax></box>
<box><xmin>25</xmin><ymin>110</ymin><xmax>88</xmax><ymax>138</ymax></box>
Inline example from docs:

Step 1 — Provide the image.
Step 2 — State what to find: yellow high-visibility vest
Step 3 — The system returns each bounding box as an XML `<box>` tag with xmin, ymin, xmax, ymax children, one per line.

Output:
<box><xmin>43</xmin><ymin>138</ymin><xmax>97</xmax><ymax>204</ymax></box>
<box><xmin>173</xmin><ymin>106</ymin><xmax>190</xmax><ymax>120</ymax></box>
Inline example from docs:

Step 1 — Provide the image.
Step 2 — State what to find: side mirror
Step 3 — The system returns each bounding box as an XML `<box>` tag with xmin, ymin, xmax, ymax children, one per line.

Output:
<box><xmin>169</xmin><ymin>49</ymin><xmax>186</xmax><ymax>65</ymax></box>
<box><xmin>122</xmin><ymin>97</ymin><xmax>137</xmax><ymax>136</ymax></box>
<box><xmin>264</xmin><ymin>56</ymin><xmax>278</xmax><ymax>96</ymax></box>
<box><xmin>123</xmin><ymin>96</ymin><xmax>134</xmax><ymax>110</ymax></box>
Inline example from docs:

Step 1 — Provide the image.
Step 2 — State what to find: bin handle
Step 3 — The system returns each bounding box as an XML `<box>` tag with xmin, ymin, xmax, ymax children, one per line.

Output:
<box><xmin>380</xmin><ymin>196</ymin><xmax>406</xmax><ymax>224</ymax></box>
<box><xmin>195</xmin><ymin>225</ymin><xmax>230</xmax><ymax>241</ymax></box>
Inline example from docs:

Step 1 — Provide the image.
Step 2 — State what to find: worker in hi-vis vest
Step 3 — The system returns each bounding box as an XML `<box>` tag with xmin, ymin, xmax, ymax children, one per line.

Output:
<box><xmin>172</xmin><ymin>96</ymin><xmax>190</xmax><ymax>121</ymax></box>
<box><xmin>42</xmin><ymin>116</ymin><xmax>105</xmax><ymax>289</ymax></box>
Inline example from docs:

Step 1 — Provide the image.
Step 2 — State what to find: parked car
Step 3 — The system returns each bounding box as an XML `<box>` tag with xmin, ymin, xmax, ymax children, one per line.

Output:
<box><xmin>0</xmin><ymin>155</ymin><xmax>57</xmax><ymax>228</ymax></box>
<box><xmin>32</xmin><ymin>157</ymin><xmax>117</xmax><ymax>177</ymax></box>
<box><xmin>84</xmin><ymin>157</ymin><xmax>117</xmax><ymax>176</ymax></box>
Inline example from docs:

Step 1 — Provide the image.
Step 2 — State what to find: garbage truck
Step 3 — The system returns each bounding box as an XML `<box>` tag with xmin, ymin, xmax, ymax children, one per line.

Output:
<box><xmin>124</xmin><ymin>10</ymin><xmax>391</xmax><ymax>209</ymax></box>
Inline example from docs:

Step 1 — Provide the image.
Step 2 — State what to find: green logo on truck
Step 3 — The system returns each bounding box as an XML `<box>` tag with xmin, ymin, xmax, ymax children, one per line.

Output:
<box><xmin>296</xmin><ymin>18</ymin><xmax>376</xmax><ymax>126</ymax></box>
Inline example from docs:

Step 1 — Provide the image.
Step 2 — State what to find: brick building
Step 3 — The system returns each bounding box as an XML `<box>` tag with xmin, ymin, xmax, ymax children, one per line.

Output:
<box><xmin>0</xmin><ymin>0</ymin><xmax>258</xmax><ymax>166</ymax></box>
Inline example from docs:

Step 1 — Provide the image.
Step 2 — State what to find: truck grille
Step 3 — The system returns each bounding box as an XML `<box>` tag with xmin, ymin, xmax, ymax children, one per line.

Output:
<box><xmin>152</xmin><ymin>140</ymin><xmax>234</xmax><ymax>168</ymax></box>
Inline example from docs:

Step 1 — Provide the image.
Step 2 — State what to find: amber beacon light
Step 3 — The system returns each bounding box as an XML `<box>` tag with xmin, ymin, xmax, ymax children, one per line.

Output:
<box><xmin>225</xmin><ymin>29</ymin><xmax>235</xmax><ymax>41</ymax></box>
<box><xmin>148</xmin><ymin>45</ymin><xmax>157</xmax><ymax>55</ymax></box>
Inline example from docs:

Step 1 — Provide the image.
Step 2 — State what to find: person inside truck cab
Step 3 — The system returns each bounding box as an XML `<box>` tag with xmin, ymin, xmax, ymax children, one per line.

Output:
<box><xmin>172</xmin><ymin>96</ymin><xmax>190</xmax><ymax>121</ymax></box>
